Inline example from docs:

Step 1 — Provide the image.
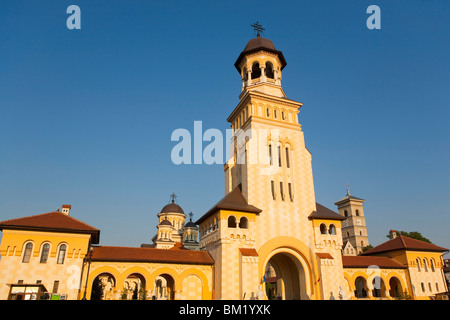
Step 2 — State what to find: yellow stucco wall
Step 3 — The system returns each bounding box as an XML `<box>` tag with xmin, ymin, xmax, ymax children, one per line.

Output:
<box><xmin>0</xmin><ymin>229</ymin><xmax>91</xmax><ymax>300</ymax></box>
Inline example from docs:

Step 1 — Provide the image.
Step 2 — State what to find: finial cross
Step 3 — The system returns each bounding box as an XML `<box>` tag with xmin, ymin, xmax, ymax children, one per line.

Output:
<box><xmin>346</xmin><ymin>184</ymin><xmax>350</xmax><ymax>196</ymax></box>
<box><xmin>251</xmin><ymin>21</ymin><xmax>265</xmax><ymax>37</ymax></box>
<box><xmin>170</xmin><ymin>192</ymin><xmax>177</xmax><ymax>203</ymax></box>
<box><xmin>189</xmin><ymin>212</ymin><xmax>194</xmax><ymax>221</ymax></box>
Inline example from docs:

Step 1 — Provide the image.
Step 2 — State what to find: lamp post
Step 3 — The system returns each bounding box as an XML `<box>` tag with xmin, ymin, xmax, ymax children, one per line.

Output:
<box><xmin>82</xmin><ymin>246</ymin><xmax>94</xmax><ymax>300</ymax></box>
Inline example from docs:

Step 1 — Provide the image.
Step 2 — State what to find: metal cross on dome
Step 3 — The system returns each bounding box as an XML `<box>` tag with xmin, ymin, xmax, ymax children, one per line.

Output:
<box><xmin>170</xmin><ymin>192</ymin><xmax>177</xmax><ymax>203</ymax></box>
<box><xmin>251</xmin><ymin>21</ymin><xmax>265</xmax><ymax>37</ymax></box>
<box><xmin>189</xmin><ymin>212</ymin><xmax>194</xmax><ymax>221</ymax></box>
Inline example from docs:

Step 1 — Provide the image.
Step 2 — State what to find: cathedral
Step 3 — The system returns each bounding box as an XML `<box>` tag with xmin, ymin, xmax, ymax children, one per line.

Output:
<box><xmin>0</xmin><ymin>32</ymin><xmax>448</xmax><ymax>301</ymax></box>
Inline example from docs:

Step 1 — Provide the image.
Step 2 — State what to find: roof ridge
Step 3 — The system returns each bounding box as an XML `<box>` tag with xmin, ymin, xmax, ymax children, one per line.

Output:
<box><xmin>0</xmin><ymin>211</ymin><xmax>57</xmax><ymax>224</ymax></box>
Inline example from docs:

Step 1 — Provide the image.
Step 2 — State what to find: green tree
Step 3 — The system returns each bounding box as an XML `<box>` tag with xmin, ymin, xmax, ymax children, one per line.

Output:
<box><xmin>387</xmin><ymin>231</ymin><xmax>431</xmax><ymax>243</ymax></box>
<box><xmin>360</xmin><ymin>245</ymin><xmax>373</xmax><ymax>254</ymax></box>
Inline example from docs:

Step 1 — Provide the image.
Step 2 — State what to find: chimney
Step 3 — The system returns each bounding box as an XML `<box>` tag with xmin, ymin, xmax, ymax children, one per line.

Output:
<box><xmin>389</xmin><ymin>230</ymin><xmax>398</xmax><ymax>239</ymax></box>
<box><xmin>62</xmin><ymin>204</ymin><xmax>71</xmax><ymax>215</ymax></box>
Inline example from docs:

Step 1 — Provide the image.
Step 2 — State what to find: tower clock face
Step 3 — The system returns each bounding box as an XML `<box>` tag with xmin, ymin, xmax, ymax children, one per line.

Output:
<box><xmin>356</xmin><ymin>219</ymin><xmax>362</xmax><ymax>226</ymax></box>
<box><xmin>343</xmin><ymin>220</ymin><xmax>348</xmax><ymax>227</ymax></box>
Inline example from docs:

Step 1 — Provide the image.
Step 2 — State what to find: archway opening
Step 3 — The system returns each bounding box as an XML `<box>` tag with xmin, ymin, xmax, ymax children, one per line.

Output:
<box><xmin>154</xmin><ymin>273</ymin><xmax>175</xmax><ymax>300</ymax></box>
<box><xmin>372</xmin><ymin>276</ymin><xmax>386</xmax><ymax>298</ymax></box>
<box><xmin>389</xmin><ymin>277</ymin><xmax>403</xmax><ymax>298</ymax></box>
<box><xmin>355</xmin><ymin>276</ymin><xmax>368</xmax><ymax>298</ymax></box>
<box><xmin>124</xmin><ymin>273</ymin><xmax>146</xmax><ymax>300</ymax></box>
<box><xmin>91</xmin><ymin>273</ymin><xmax>116</xmax><ymax>300</ymax></box>
<box><xmin>264</xmin><ymin>251</ymin><xmax>308</xmax><ymax>300</ymax></box>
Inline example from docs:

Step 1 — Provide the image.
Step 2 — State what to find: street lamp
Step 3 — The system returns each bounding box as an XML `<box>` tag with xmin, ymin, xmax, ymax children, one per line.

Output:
<box><xmin>82</xmin><ymin>246</ymin><xmax>94</xmax><ymax>300</ymax></box>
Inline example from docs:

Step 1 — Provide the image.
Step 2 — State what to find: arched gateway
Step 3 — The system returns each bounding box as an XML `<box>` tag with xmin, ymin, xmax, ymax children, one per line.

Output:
<box><xmin>264</xmin><ymin>250</ymin><xmax>309</xmax><ymax>300</ymax></box>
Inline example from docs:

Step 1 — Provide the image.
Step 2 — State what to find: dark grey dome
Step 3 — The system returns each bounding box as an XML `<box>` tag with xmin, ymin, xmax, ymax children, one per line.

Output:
<box><xmin>160</xmin><ymin>202</ymin><xmax>184</xmax><ymax>214</ymax></box>
<box><xmin>185</xmin><ymin>221</ymin><xmax>197</xmax><ymax>228</ymax></box>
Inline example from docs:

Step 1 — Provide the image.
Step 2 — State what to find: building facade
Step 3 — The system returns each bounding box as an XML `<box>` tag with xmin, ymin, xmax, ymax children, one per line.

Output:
<box><xmin>0</xmin><ymin>34</ymin><xmax>448</xmax><ymax>301</ymax></box>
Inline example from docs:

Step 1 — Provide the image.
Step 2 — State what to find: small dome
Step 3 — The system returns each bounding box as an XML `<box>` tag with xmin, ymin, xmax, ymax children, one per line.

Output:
<box><xmin>234</xmin><ymin>36</ymin><xmax>287</xmax><ymax>73</ymax></box>
<box><xmin>242</xmin><ymin>37</ymin><xmax>276</xmax><ymax>52</ymax></box>
<box><xmin>160</xmin><ymin>202</ymin><xmax>184</xmax><ymax>214</ymax></box>
<box><xmin>185</xmin><ymin>221</ymin><xmax>197</xmax><ymax>228</ymax></box>
<box><xmin>159</xmin><ymin>219</ymin><xmax>172</xmax><ymax>226</ymax></box>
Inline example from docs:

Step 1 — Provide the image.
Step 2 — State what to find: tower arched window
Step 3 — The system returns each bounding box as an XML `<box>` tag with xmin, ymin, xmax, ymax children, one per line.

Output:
<box><xmin>356</xmin><ymin>210</ymin><xmax>360</xmax><ymax>216</ymax></box>
<box><xmin>277</xmin><ymin>146</ymin><xmax>282</xmax><ymax>167</ymax></box>
<box><xmin>268</xmin><ymin>144</ymin><xmax>273</xmax><ymax>166</ymax></box>
<box><xmin>40</xmin><ymin>243</ymin><xmax>50</xmax><ymax>264</ymax></box>
<box><xmin>228</xmin><ymin>216</ymin><xmax>237</xmax><ymax>228</ymax></box>
<box><xmin>344</xmin><ymin>210</ymin><xmax>348</xmax><ymax>217</ymax></box>
<box><xmin>22</xmin><ymin>242</ymin><xmax>33</xmax><ymax>263</ymax></box>
<box><xmin>329</xmin><ymin>224</ymin><xmax>336</xmax><ymax>235</ymax></box>
<box><xmin>251</xmin><ymin>62</ymin><xmax>261</xmax><ymax>79</ymax></box>
<box><xmin>320</xmin><ymin>223</ymin><xmax>327</xmax><ymax>235</ymax></box>
<box><xmin>285</xmin><ymin>147</ymin><xmax>290</xmax><ymax>168</ymax></box>
<box><xmin>239</xmin><ymin>217</ymin><xmax>248</xmax><ymax>229</ymax></box>
<box><xmin>265</xmin><ymin>62</ymin><xmax>274</xmax><ymax>79</ymax></box>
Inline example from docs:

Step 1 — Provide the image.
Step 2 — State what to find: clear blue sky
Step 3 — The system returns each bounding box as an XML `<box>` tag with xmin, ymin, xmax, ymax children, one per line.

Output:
<box><xmin>0</xmin><ymin>1</ymin><xmax>449</xmax><ymax>257</ymax></box>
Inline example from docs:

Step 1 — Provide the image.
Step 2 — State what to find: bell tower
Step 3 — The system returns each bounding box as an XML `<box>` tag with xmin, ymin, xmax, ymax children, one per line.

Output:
<box><xmin>335</xmin><ymin>186</ymin><xmax>370</xmax><ymax>254</ymax></box>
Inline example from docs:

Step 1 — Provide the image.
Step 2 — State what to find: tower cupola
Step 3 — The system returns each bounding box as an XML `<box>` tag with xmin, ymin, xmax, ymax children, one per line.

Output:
<box><xmin>234</xmin><ymin>23</ymin><xmax>287</xmax><ymax>97</ymax></box>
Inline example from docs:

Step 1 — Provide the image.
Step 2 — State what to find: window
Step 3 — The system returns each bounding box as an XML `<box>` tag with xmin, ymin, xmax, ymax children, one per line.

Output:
<box><xmin>266</xmin><ymin>108</ymin><xmax>270</xmax><ymax>117</ymax></box>
<box><xmin>416</xmin><ymin>258</ymin><xmax>421</xmax><ymax>272</ymax></box>
<box><xmin>288</xmin><ymin>183</ymin><xmax>293</xmax><ymax>201</ymax></box>
<box><xmin>329</xmin><ymin>224</ymin><xmax>336</xmax><ymax>235</ymax></box>
<box><xmin>423</xmin><ymin>259</ymin><xmax>428</xmax><ymax>272</ymax></box>
<box><xmin>239</xmin><ymin>217</ymin><xmax>248</xmax><ymax>229</ymax></box>
<box><xmin>281</xmin><ymin>111</ymin><xmax>286</xmax><ymax>120</ymax></box>
<box><xmin>40</xmin><ymin>243</ymin><xmax>50</xmax><ymax>263</ymax></box>
<box><xmin>278</xmin><ymin>146</ymin><xmax>282</xmax><ymax>167</ymax></box>
<box><xmin>265</xmin><ymin>62</ymin><xmax>274</xmax><ymax>79</ymax></box>
<box><xmin>428</xmin><ymin>283</ymin><xmax>432</xmax><ymax>292</ymax></box>
<box><xmin>271</xmin><ymin>181</ymin><xmax>275</xmax><ymax>200</ymax></box>
<box><xmin>57</xmin><ymin>244</ymin><xmax>67</xmax><ymax>264</ymax></box>
<box><xmin>280</xmin><ymin>182</ymin><xmax>284</xmax><ymax>201</ymax></box>
<box><xmin>228</xmin><ymin>216</ymin><xmax>237</xmax><ymax>228</ymax></box>
<box><xmin>436</xmin><ymin>283</ymin><xmax>439</xmax><ymax>291</ymax></box>
<box><xmin>430</xmin><ymin>259</ymin><xmax>436</xmax><ymax>272</ymax></box>
<box><xmin>274</xmin><ymin>109</ymin><xmax>277</xmax><ymax>119</ymax></box>
<box><xmin>356</xmin><ymin>210</ymin><xmax>360</xmax><ymax>216</ymax></box>
<box><xmin>344</xmin><ymin>210</ymin><xmax>348</xmax><ymax>217</ymax></box>
<box><xmin>22</xmin><ymin>242</ymin><xmax>33</xmax><ymax>263</ymax></box>
<box><xmin>251</xmin><ymin>62</ymin><xmax>261</xmax><ymax>79</ymax></box>
<box><xmin>269</xmin><ymin>144</ymin><xmax>273</xmax><ymax>166</ymax></box>
<box><xmin>52</xmin><ymin>281</ymin><xmax>60</xmax><ymax>294</ymax></box>
<box><xmin>285</xmin><ymin>148</ymin><xmax>290</xmax><ymax>168</ymax></box>
<box><xmin>320</xmin><ymin>224</ymin><xmax>327</xmax><ymax>235</ymax></box>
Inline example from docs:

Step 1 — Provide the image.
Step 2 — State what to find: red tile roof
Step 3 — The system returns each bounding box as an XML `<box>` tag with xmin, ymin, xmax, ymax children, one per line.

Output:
<box><xmin>362</xmin><ymin>235</ymin><xmax>448</xmax><ymax>255</ymax></box>
<box><xmin>90</xmin><ymin>246</ymin><xmax>214</xmax><ymax>265</ymax></box>
<box><xmin>342</xmin><ymin>255</ymin><xmax>406</xmax><ymax>269</ymax></box>
<box><xmin>0</xmin><ymin>211</ymin><xmax>100</xmax><ymax>243</ymax></box>
<box><xmin>316</xmin><ymin>252</ymin><xmax>334</xmax><ymax>259</ymax></box>
<box><xmin>240</xmin><ymin>248</ymin><xmax>258</xmax><ymax>256</ymax></box>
